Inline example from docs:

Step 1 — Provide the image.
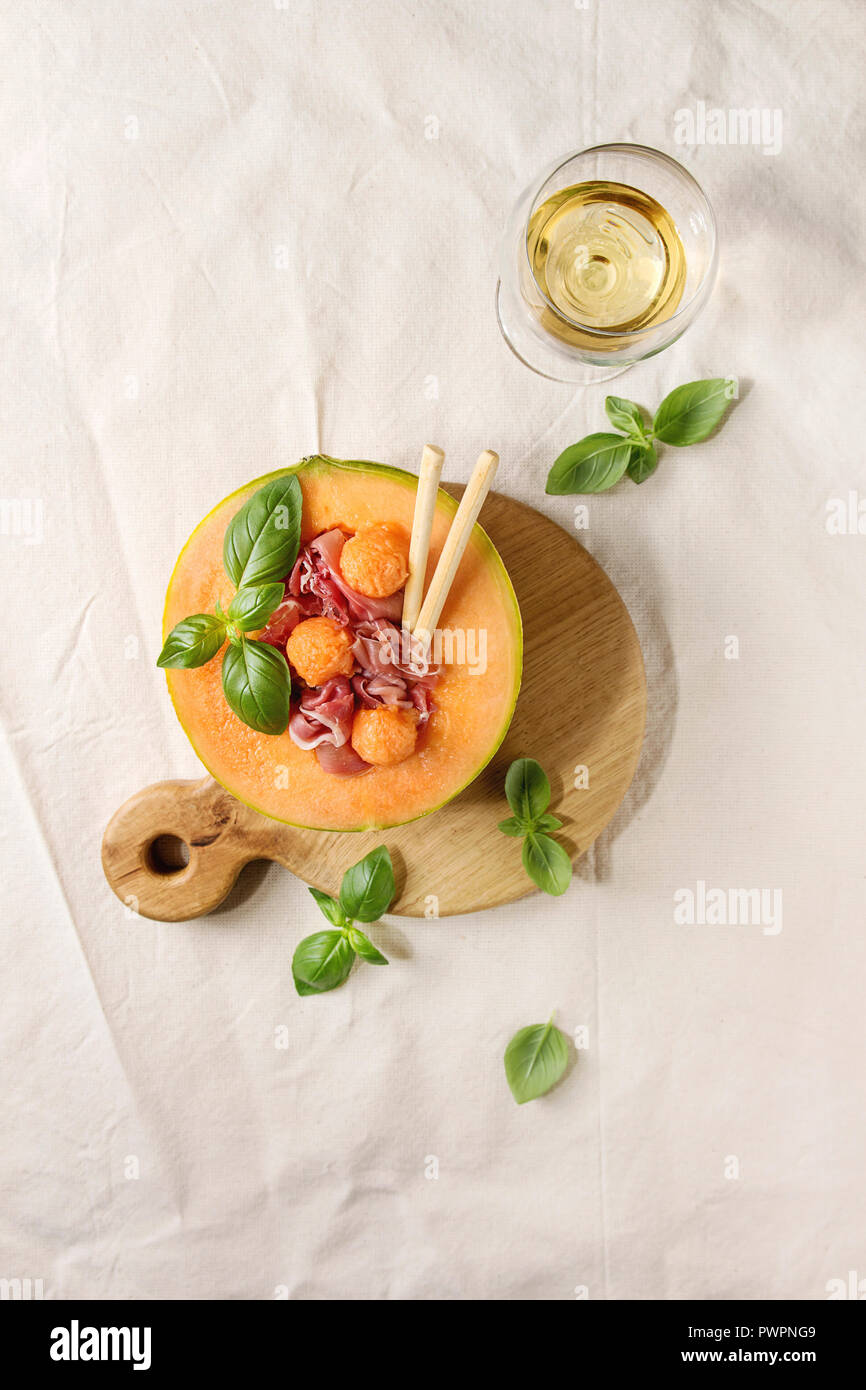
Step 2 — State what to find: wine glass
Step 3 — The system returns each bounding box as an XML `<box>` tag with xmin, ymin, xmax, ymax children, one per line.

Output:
<box><xmin>495</xmin><ymin>143</ymin><xmax>718</xmax><ymax>385</ymax></box>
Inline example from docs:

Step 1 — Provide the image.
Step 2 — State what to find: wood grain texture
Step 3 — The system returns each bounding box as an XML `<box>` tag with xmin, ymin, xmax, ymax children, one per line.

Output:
<box><xmin>102</xmin><ymin>487</ymin><xmax>646</xmax><ymax>921</ymax></box>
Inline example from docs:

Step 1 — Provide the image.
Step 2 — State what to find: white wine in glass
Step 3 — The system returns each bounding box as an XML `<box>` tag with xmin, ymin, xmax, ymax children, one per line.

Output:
<box><xmin>526</xmin><ymin>181</ymin><xmax>686</xmax><ymax>349</ymax></box>
<box><xmin>496</xmin><ymin>144</ymin><xmax>717</xmax><ymax>385</ymax></box>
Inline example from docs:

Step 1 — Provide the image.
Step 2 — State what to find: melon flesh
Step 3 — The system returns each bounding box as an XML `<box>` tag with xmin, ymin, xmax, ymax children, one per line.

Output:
<box><xmin>163</xmin><ymin>456</ymin><xmax>522</xmax><ymax>831</ymax></box>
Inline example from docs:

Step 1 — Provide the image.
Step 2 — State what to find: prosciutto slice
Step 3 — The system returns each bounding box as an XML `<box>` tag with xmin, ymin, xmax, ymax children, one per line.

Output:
<box><xmin>289</xmin><ymin>529</ymin><xmax>403</xmax><ymax>626</ymax></box>
<box><xmin>259</xmin><ymin>591</ymin><xmax>319</xmax><ymax>649</ymax></box>
<box><xmin>315</xmin><ymin>742</ymin><xmax>371</xmax><ymax>777</ymax></box>
<box><xmin>351</xmin><ymin>619</ymin><xmax>440</xmax><ymax>687</ymax></box>
<box><xmin>352</xmin><ymin>671</ymin><xmax>413</xmax><ymax>709</ymax></box>
<box><xmin>275</xmin><ymin>527</ymin><xmax>439</xmax><ymax>775</ymax></box>
<box><xmin>409</xmin><ymin>683</ymin><xmax>434</xmax><ymax>726</ymax></box>
<box><xmin>288</xmin><ymin>677</ymin><xmax>355</xmax><ymax>751</ymax></box>
<box><xmin>352</xmin><ymin>671</ymin><xmax>433</xmax><ymax>728</ymax></box>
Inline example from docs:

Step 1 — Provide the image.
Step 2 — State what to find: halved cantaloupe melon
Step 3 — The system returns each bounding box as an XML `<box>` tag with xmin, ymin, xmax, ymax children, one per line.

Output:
<box><xmin>163</xmin><ymin>455</ymin><xmax>522</xmax><ymax>830</ymax></box>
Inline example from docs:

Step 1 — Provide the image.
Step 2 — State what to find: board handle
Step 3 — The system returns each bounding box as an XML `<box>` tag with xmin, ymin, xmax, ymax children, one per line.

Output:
<box><xmin>101</xmin><ymin>777</ymin><xmax>268</xmax><ymax>922</ymax></box>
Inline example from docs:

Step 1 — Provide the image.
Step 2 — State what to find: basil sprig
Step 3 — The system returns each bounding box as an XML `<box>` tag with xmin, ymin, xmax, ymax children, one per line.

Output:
<box><xmin>340</xmin><ymin>844</ymin><xmax>396</xmax><ymax>922</ymax></box>
<box><xmin>223</xmin><ymin>474</ymin><xmax>303</xmax><ymax>588</ymax></box>
<box><xmin>222</xmin><ymin>638</ymin><xmax>291</xmax><ymax>735</ymax></box>
<box><xmin>521</xmin><ymin>832</ymin><xmax>571</xmax><ymax>896</ymax></box>
<box><xmin>156</xmin><ymin>613</ymin><xmax>228</xmax><ymax>669</ymax></box>
<box><xmin>545</xmin><ymin>376</ymin><xmax>736</xmax><ymax>494</ymax></box>
<box><xmin>293</xmin><ymin>847</ymin><xmax>394</xmax><ymax>996</ymax></box>
<box><xmin>652</xmin><ymin>378</ymin><xmax>733</xmax><ymax>445</ymax></box>
<box><xmin>293</xmin><ymin>931</ymin><xmax>356</xmax><ymax>997</ymax></box>
<box><xmin>227</xmin><ymin>582</ymin><xmax>286</xmax><ymax>632</ymax></box>
<box><xmin>545</xmin><ymin>434</ymin><xmax>633</xmax><ymax>495</ymax></box>
<box><xmin>498</xmin><ymin>758</ymin><xmax>571</xmax><ymax>896</ymax></box>
<box><xmin>504</xmin><ymin>1013</ymin><xmax>570</xmax><ymax>1105</ymax></box>
<box><xmin>603</xmin><ymin>394</ymin><xmax>647</xmax><ymax>438</ymax></box>
<box><xmin>157</xmin><ymin>475</ymin><xmax>303</xmax><ymax>733</ymax></box>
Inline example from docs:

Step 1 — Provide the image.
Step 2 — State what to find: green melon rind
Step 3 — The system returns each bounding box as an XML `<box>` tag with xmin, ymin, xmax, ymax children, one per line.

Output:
<box><xmin>163</xmin><ymin>455</ymin><xmax>523</xmax><ymax>831</ymax></box>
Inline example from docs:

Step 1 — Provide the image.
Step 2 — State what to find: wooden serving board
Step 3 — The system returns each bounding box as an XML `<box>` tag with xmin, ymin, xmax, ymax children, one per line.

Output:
<box><xmin>102</xmin><ymin>487</ymin><xmax>646</xmax><ymax>920</ymax></box>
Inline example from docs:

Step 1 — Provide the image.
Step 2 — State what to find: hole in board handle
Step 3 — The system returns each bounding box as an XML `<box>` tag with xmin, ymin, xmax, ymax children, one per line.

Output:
<box><xmin>147</xmin><ymin>834</ymin><xmax>191</xmax><ymax>875</ymax></box>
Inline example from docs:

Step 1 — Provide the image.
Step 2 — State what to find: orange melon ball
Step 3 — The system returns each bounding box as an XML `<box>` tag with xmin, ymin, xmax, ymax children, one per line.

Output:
<box><xmin>285</xmin><ymin>616</ymin><xmax>355</xmax><ymax>686</ymax></box>
<box><xmin>339</xmin><ymin>523</ymin><xmax>410</xmax><ymax>597</ymax></box>
<box><xmin>351</xmin><ymin>706</ymin><xmax>418</xmax><ymax>766</ymax></box>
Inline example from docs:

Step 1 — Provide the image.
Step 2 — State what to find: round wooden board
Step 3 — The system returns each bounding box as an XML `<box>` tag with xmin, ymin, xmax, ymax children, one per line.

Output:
<box><xmin>102</xmin><ymin>487</ymin><xmax>646</xmax><ymax>920</ymax></box>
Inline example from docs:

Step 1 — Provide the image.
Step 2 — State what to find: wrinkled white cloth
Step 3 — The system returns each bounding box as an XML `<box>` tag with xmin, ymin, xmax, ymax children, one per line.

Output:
<box><xmin>1</xmin><ymin>0</ymin><xmax>864</xmax><ymax>1301</ymax></box>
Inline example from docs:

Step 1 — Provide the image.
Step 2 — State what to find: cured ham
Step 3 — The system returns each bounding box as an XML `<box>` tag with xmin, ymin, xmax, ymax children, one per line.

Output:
<box><xmin>289</xmin><ymin>529</ymin><xmax>403</xmax><ymax>626</ymax></box>
<box><xmin>259</xmin><ymin>592</ymin><xmax>319</xmax><ymax>649</ymax></box>
<box><xmin>275</xmin><ymin>526</ymin><xmax>439</xmax><ymax>775</ymax></box>
<box><xmin>315</xmin><ymin>742</ymin><xmax>371</xmax><ymax>777</ymax></box>
<box><xmin>351</xmin><ymin>618</ymin><xmax>440</xmax><ymax>686</ymax></box>
<box><xmin>351</xmin><ymin>672</ymin><xmax>433</xmax><ymax>728</ymax></box>
<box><xmin>409</xmin><ymin>683</ymin><xmax>434</xmax><ymax>726</ymax></box>
<box><xmin>352</xmin><ymin>671</ymin><xmax>413</xmax><ymax>709</ymax></box>
<box><xmin>288</xmin><ymin>677</ymin><xmax>355</xmax><ymax>750</ymax></box>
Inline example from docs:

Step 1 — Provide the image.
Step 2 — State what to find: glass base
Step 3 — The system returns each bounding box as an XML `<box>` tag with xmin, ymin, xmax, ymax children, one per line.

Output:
<box><xmin>495</xmin><ymin>280</ymin><xmax>634</xmax><ymax>386</ymax></box>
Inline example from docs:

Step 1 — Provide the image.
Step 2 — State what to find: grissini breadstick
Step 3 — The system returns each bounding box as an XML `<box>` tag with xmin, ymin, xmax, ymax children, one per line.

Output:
<box><xmin>401</xmin><ymin>444</ymin><xmax>445</xmax><ymax>632</ymax></box>
<box><xmin>412</xmin><ymin>449</ymin><xmax>499</xmax><ymax>645</ymax></box>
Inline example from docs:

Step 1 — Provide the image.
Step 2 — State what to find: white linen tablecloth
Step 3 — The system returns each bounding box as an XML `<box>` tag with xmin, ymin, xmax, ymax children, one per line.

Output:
<box><xmin>1</xmin><ymin>0</ymin><xmax>864</xmax><ymax>1300</ymax></box>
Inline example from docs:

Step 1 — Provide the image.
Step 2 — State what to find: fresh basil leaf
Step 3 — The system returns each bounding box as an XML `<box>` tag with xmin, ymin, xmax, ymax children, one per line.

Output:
<box><xmin>534</xmin><ymin>813</ymin><xmax>563</xmax><ymax>832</ymax></box>
<box><xmin>546</xmin><ymin>433</ymin><xmax>632</xmax><ymax>495</ymax></box>
<box><xmin>339</xmin><ymin>846</ymin><xmax>395</xmax><ymax>923</ymax></box>
<box><xmin>347</xmin><ymin>926</ymin><xmax>389</xmax><ymax>965</ymax></box>
<box><xmin>223</xmin><ymin>474</ymin><xmax>303</xmax><ymax>588</ymax></box>
<box><xmin>292</xmin><ymin>930</ymin><xmax>355</xmax><ymax>995</ymax></box>
<box><xmin>504</xmin><ymin>1015</ymin><xmax>570</xmax><ymax>1105</ymax></box>
<box><xmin>228</xmin><ymin>582</ymin><xmax>285</xmax><ymax>632</ymax></box>
<box><xmin>157</xmin><ymin>613</ymin><xmax>226</xmax><ymax>669</ymax></box>
<box><xmin>652</xmin><ymin>377</ymin><xmax>732</xmax><ymax>446</ymax></box>
<box><xmin>308</xmin><ymin>887</ymin><xmax>347</xmax><ymax>928</ymax></box>
<box><xmin>605</xmin><ymin>395</ymin><xmax>647</xmax><ymax>438</ymax></box>
<box><xmin>221</xmin><ymin>638</ymin><xmax>291</xmax><ymax>734</ymax></box>
<box><xmin>498</xmin><ymin>816</ymin><xmax>529</xmax><ymax>838</ymax></box>
<box><xmin>522</xmin><ymin>832</ymin><xmax>572</xmax><ymax>896</ymax></box>
<box><xmin>505</xmin><ymin>758</ymin><xmax>550</xmax><ymax>824</ymax></box>
<box><xmin>626</xmin><ymin>441</ymin><xmax>659</xmax><ymax>484</ymax></box>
